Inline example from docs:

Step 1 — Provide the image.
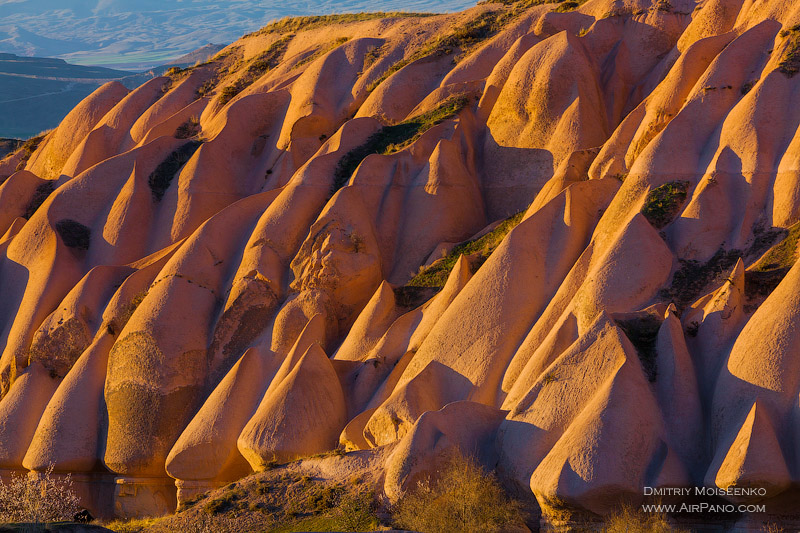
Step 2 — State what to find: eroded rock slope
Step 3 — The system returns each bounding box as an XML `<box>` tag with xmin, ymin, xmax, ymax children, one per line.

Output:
<box><xmin>1</xmin><ymin>0</ymin><xmax>800</xmax><ymax>526</ymax></box>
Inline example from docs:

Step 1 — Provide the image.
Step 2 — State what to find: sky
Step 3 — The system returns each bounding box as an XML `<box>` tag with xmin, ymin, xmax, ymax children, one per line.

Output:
<box><xmin>0</xmin><ymin>0</ymin><xmax>477</xmax><ymax>71</ymax></box>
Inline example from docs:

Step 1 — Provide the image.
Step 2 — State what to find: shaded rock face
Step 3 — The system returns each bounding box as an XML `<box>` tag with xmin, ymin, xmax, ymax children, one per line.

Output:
<box><xmin>1</xmin><ymin>0</ymin><xmax>800</xmax><ymax>524</ymax></box>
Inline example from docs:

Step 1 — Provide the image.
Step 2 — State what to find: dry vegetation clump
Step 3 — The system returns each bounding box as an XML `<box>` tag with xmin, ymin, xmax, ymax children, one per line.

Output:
<box><xmin>408</xmin><ymin>210</ymin><xmax>525</xmax><ymax>288</ymax></box>
<box><xmin>602</xmin><ymin>505</ymin><xmax>687</xmax><ymax>533</ymax></box>
<box><xmin>778</xmin><ymin>25</ymin><xmax>800</xmax><ymax>77</ymax></box>
<box><xmin>332</xmin><ymin>94</ymin><xmax>471</xmax><ymax>194</ymax></box>
<box><xmin>174</xmin><ymin>116</ymin><xmax>201</xmax><ymax>140</ymax></box>
<box><xmin>393</xmin><ymin>451</ymin><xmax>523</xmax><ymax>533</ymax></box>
<box><xmin>362</xmin><ymin>44</ymin><xmax>388</xmax><ymax>70</ymax></box>
<box><xmin>14</xmin><ymin>132</ymin><xmax>47</xmax><ymax>172</ymax></box>
<box><xmin>659</xmin><ymin>248</ymin><xmax>741</xmax><ymax>311</ymax></box>
<box><xmin>0</xmin><ymin>465</ymin><xmax>81</xmax><ymax>524</ymax></box>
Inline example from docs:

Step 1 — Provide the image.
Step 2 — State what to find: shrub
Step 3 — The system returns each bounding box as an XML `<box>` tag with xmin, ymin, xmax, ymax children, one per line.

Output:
<box><xmin>175</xmin><ymin>116</ymin><xmax>201</xmax><ymax>139</ymax></box>
<box><xmin>393</xmin><ymin>450</ymin><xmax>522</xmax><ymax>533</ymax></box>
<box><xmin>778</xmin><ymin>26</ymin><xmax>800</xmax><ymax>78</ymax></box>
<box><xmin>641</xmin><ymin>181</ymin><xmax>690</xmax><ymax>229</ymax></box>
<box><xmin>23</xmin><ymin>181</ymin><xmax>56</xmax><ymax>219</ymax></box>
<box><xmin>148</xmin><ymin>141</ymin><xmax>202</xmax><ymax>202</ymax></box>
<box><xmin>55</xmin><ymin>219</ymin><xmax>91</xmax><ymax>251</ymax></box>
<box><xmin>741</xmin><ymin>80</ymin><xmax>756</xmax><ymax>95</ymax></box>
<box><xmin>362</xmin><ymin>44</ymin><xmax>387</xmax><ymax>70</ymax></box>
<box><xmin>0</xmin><ymin>465</ymin><xmax>81</xmax><ymax>523</ymax></box>
<box><xmin>335</xmin><ymin>490</ymin><xmax>379</xmax><ymax>531</ymax></box>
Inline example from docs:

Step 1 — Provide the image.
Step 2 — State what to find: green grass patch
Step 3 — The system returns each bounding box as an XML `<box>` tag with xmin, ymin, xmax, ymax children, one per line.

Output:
<box><xmin>247</xmin><ymin>12</ymin><xmax>435</xmax><ymax>38</ymax></box>
<box><xmin>218</xmin><ymin>35</ymin><xmax>293</xmax><ymax>105</ymax></box>
<box><xmin>555</xmin><ymin>1</ymin><xmax>581</xmax><ymax>12</ymax></box>
<box><xmin>743</xmin><ymin>223</ymin><xmax>800</xmax><ymax>306</ymax></box>
<box><xmin>641</xmin><ymin>180</ymin><xmax>690</xmax><ymax>229</ymax></box>
<box><xmin>332</xmin><ymin>94</ymin><xmax>470</xmax><ymax>194</ymax></box>
<box><xmin>408</xmin><ymin>210</ymin><xmax>525</xmax><ymax>288</ymax></box>
<box><xmin>752</xmin><ymin>222</ymin><xmax>800</xmax><ymax>272</ymax></box>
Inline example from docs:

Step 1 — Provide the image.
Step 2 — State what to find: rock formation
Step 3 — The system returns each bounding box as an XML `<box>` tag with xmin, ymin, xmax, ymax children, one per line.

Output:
<box><xmin>1</xmin><ymin>0</ymin><xmax>800</xmax><ymax>528</ymax></box>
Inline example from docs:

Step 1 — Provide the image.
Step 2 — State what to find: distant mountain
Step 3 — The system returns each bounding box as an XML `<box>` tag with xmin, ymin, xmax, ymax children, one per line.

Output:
<box><xmin>0</xmin><ymin>0</ymin><xmax>474</xmax><ymax>70</ymax></box>
<box><xmin>165</xmin><ymin>44</ymin><xmax>226</xmax><ymax>67</ymax></box>
<box><xmin>0</xmin><ymin>138</ymin><xmax>21</xmax><ymax>159</ymax></box>
<box><xmin>0</xmin><ymin>46</ymin><xmax>221</xmax><ymax>139</ymax></box>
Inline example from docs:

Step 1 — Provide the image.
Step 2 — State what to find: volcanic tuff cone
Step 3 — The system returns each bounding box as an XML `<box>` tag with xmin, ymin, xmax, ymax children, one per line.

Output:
<box><xmin>1</xmin><ymin>0</ymin><xmax>800</xmax><ymax>526</ymax></box>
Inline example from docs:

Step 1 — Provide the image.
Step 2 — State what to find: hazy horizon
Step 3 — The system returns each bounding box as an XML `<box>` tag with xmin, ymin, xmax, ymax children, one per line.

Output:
<box><xmin>0</xmin><ymin>0</ymin><xmax>476</xmax><ymax>71</ymax></box>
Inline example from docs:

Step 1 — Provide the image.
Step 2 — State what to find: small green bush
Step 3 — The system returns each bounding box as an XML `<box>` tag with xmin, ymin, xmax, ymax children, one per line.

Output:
<box><xmin>640</xmin><ymin>180</ymin><xmax>690</xmax><ymax>229</ymax></box>
<box><xmin>393</xmin><ymin>450</ymin><xmax>522</xmax><ymax>533</ymax></box>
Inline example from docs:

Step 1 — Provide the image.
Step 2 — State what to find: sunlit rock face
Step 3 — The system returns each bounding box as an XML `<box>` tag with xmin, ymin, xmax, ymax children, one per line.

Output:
<box><xmin>2</xmin><ymin>0</ymin><xmax>800</xmax><ymax>524</ymax></box>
